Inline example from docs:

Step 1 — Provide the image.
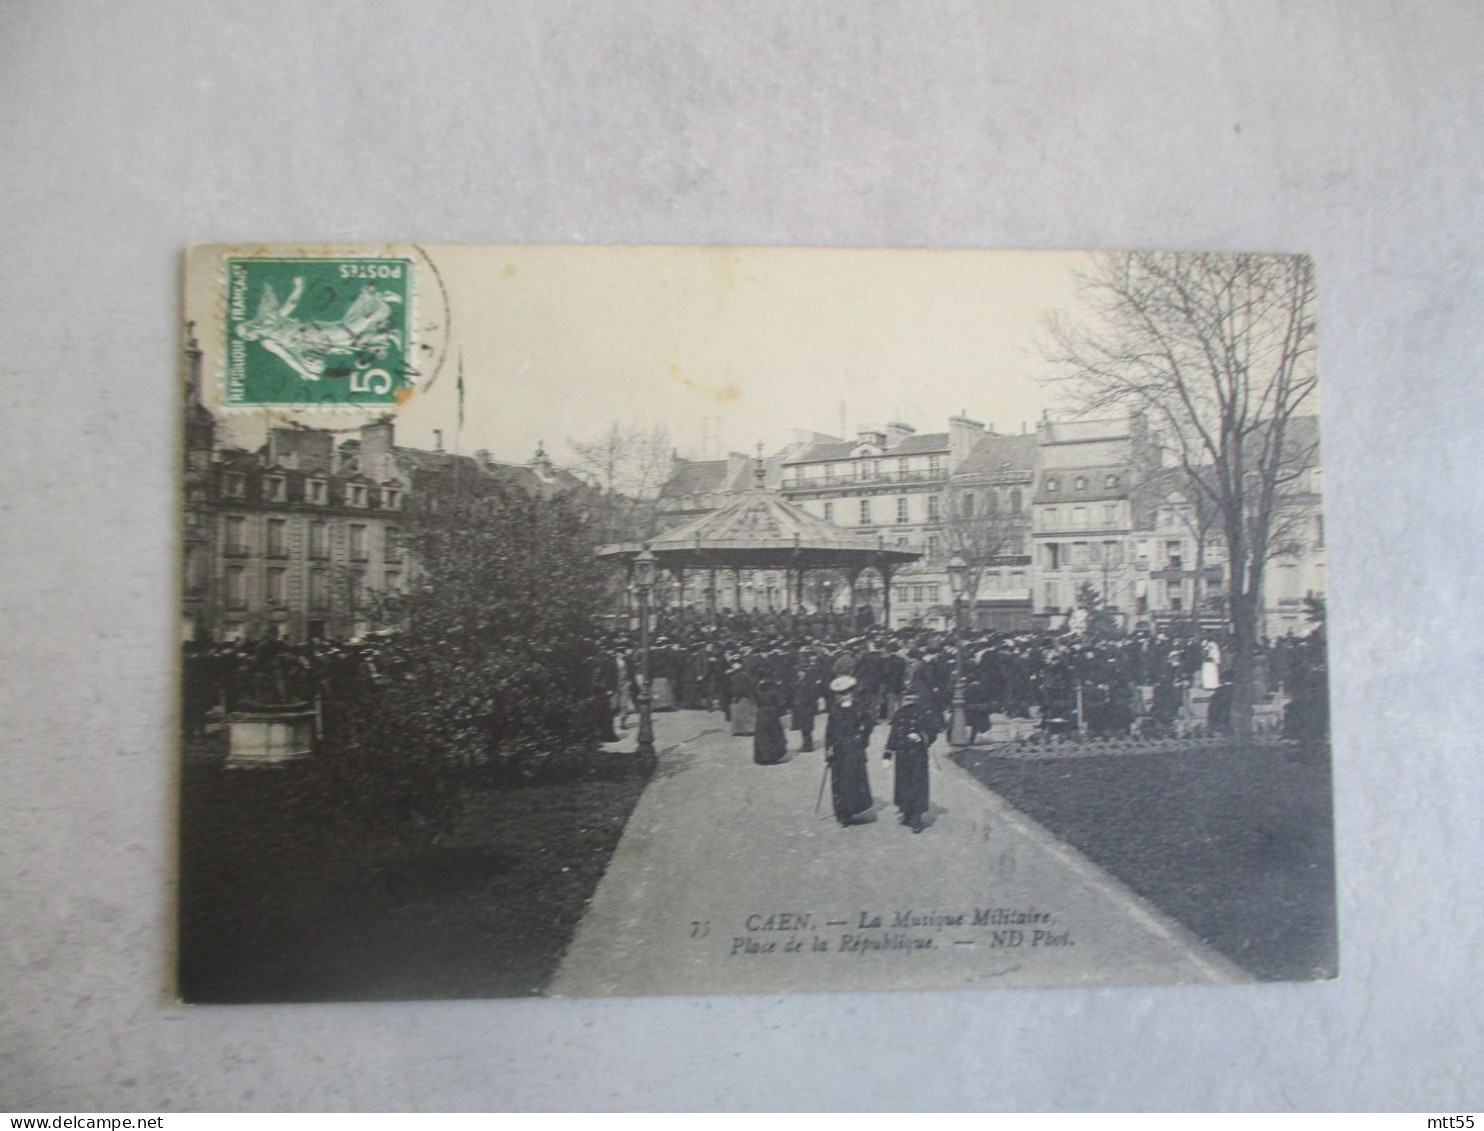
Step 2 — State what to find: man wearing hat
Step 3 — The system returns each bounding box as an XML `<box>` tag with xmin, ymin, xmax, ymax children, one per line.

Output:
<box><xmin>791</xmin><ymin>648</ymin><xmax>828</xmax><ymax>753</ymax></box>
<box><xmin>886</xmin><ymin>690</ymin><xmax>939</xmax><ymax>832</ymax></box>
<box><xmin>824</xmin><ymin>675</ymin><xmax>876</xmax><ymax>826</ymax></box>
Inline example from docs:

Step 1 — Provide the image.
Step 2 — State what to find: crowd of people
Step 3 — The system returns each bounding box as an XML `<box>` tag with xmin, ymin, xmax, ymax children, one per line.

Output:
<box><xmin>182</xmin><ymin>613</ymin><xmax>1328</xmax><ymax>832</ymax></box>
<box><xmin>591</xmin><ymin>617</ymin><xmax>1331</xmax><ymax>832</ymax></box>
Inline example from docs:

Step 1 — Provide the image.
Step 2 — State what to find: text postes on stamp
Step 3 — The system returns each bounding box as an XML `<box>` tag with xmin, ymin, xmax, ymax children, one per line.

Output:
<box><xmin>225</xmin><ymin>257</ymin><xmax>414</xmax><ymax>407</ymax></box>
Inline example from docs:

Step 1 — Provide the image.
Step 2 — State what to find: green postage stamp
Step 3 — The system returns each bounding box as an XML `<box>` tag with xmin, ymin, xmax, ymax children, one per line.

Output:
<box><xmin>224</xmin><ymin>256</ymin><xmax>413</xmax><ymax>407</ymax></box>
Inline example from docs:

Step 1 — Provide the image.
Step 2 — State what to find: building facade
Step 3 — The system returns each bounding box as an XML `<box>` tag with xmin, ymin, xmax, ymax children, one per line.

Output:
<box><xmin>183</xmin><ymin>353</ymin><xmax>582</xmax><ymax>643</ymax></box>
<box><xmin>645</xmin><ymin>408</ymin><xmax>1326</xmax><ymax>639</ymax></box>
<box><xmin>1030</xmin><ymin>413</ymin><xmax>1156</xmax><ymax>626</ymax></box>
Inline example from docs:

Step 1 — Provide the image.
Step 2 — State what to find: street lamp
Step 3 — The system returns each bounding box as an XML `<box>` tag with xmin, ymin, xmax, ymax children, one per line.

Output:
<box><xmin>946</xmin><ymin>554</ymin><xmax>971</xmax><ymax>746</ymax></box>
<box><xmin>633</xmin><ymin>545</ymin><xmax>657</xmax><ymax>757</ymax></box>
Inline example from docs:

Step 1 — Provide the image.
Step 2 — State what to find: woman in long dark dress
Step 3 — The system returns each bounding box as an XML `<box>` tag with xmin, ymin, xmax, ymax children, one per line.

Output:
<box><xmin>963</xmin><ymin>676</ymin><xmax>992</xmax><ymax>745</ymax></box>
<box><xmin>753</xmin><ymin>677</ymin><xmax>788</xmax><ymax>764</ymax></box>
<box><xmin>824</xmin><ymin>676</ymin><xmax>875</xmax><ymax>825</ymax></box>
<box><xmin>886</xmin><ymin>693</ymin><xmax>939</xmax><ymax>832</ymax></box>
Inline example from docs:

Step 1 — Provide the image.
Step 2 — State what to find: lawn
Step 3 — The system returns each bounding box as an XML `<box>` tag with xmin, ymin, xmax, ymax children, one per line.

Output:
<box><xmin>952</xmin><ymin>741</ymin><xmax>1337</xmax><ymax>982</ymax></box>
<box><xmin>178</xmin><ymin>741</ymin><xmax>655</xmax><ymax>1003</ymax></box>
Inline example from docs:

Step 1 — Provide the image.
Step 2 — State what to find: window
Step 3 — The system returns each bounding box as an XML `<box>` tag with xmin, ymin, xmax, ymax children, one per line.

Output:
<box><xmin>1044</xmin><ymin>507</ymin><xmax>1059</xmax><ymax>529</ymax></box>
<box><xmin>930</xmin><ymin>585</ymin><xmax>941</xmax><ymax>604</ymax></box>
<box><xmin>350</xmin><ymin>570</ymin><xmax>365</xmax><ymax>609</ymax></box>
<box><xmin>349</xmin><ymin>483</ymin><xmax>367</xmax><ymax>508</ymax></box>
<box><xmin>266</xmin><ymin>567</ymin><xmax>286</xmax><ymax>606</ymax></box>
<box><xmin>911</xmin><ymin>585</ymin><xmax>923</xmax><ymax>603</ymax></box>
<box><xmin>1072</xmin><ymin>542</ymin><xmax>1089</xmax><ymax>565</ymax></box>
<box><xmin>859</xmin><ymin>498</ymin><xmax>872</xmax><ymax>525</ymax></box>
<box><xmin>310</xmin><ymin>570</ymin><xmax>329</xmax><ymax>609</ymax></box>
<box><xmin>1103</xmin><ymin>504</ymin><xmax>1117</xmax><ymax>525</ymax></box>
<box><xmin>1166</xmin><ymin>540</ymin><xmax>1183</xmax><ymax>570</ymax></box>
<box><xmin>222</xmin><ymin>472</ymin><xmax>245</xmax><ymax>499</ymax></box>
<box><xmin>224</xmin><ymin>566</ymin><xmax>246</xmax><ymax>608</ymax></box>
<box><xmin>1105</xmin><ymin>474</ymin><xmax>1120</xmax><ymax>489</ymax></box>
<box><xmin>961</xmin><ymin>492</ymin><xmax>974</xmax><ymax>517</ymax></box>
<box><xmin>1045</xmin><ymin>477</ymin><xmax>1059</xmax><ymax>493</ymax></box>
<box><xmin>267</xmin><ymin>518</ymin><xmax>287</xmax><ymax>557</ymax></box>
<box><xmin>266</xmin><ymin>476</ymin><xmax>286</xmax><ymax>502</ymax></box>
<box><xmin>350</xmin><ymin>524</ymin><xmax>368</xmax><ymax>560</ymax></box>
<box><xmin>310</xmin><ymin>520</ymin><xmax>329</xmax><ymax>559</ymax></box>
<box><xmin>1045</xmin><ymin>542</ymin><xmax>1062</xmax><ymax>571</ymax></box>
<box><xmin>823</xmin><ymin>500</ymin><xmax>834</xmax><ymax>523</ymax></box>
<box><xmin>926</xmin><ymin>534</ymin><xmax>941</xmax><ymax>560</ymax></box>
<box><xmin>307</xmin><ymin>479</ymin><xmax>327</xmax><ymax>505</ymax></box>
<box><xmin>984</xmin><ymin>490</ymin><xmax>999</xmax><ymax>513</ymax></box>
<box><xmin>1044</xmin><ymin>581</ymin><xmax>1059</xmax><ymax>611</ymax></box>
<box><xmin>1072</xmin><ymin>506</ymin><xmax>1088</xmax><ymax>529</ymax></box>
<box><xmin>224</xmin><ymin>515</ymin><xmax>247</xmax><ymax>555</ymax></box>
<box><xmin>896</xmin><ymin>497</ymin><xmax>909</xmax><ymax>524</ymax></box>
<box><xmin>1167</xmin><ymin>579</ymin><xmax>1184</xmax><ymax>611</ymax></box>
<box><xmin>927</xmin><ymin>495</ymin><xmax>940</xmax><ymax>522</ymax></box>
<box><xmin>1103</xmin><ymin>541</ymin><xmax>1123</xmax><ymax>566</ymax></box>
<box><xmin>1074</xmin><ymin>476</ymin><xmax>1087</xmax><ymax>491</ymax></box>
<box><xmin>185</xmin><ymin>544</ymin><xmax>205</xmax><ymax>593</ymax></box>
<box><xmin>1010</xmin><ymin>488</ymin><xmax>1023</xmax><ymax>515</ymax></box>
<box><xmin>928</xmin><ymin>455</ymin><xmax>943</xmax><ymax>476</ymax></box>
<box><xmin>384</xmin><ymin>526</ymin><xmax>400</xmax><ymax>561</ymax></box>
<box><xmin>384</xmin><ymin>487</ymin><xmax>401</xmax><ymax>510</ymax></box>
<box><xmin>1010</xmin><ymin>570</ymin><xmax>1026</xmax><ymax>588</ymax></box>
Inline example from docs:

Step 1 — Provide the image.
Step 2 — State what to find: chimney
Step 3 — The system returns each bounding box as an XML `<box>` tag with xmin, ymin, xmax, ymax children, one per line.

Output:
<box><xmin>726</xmin><ymin>450</ymin><xmax>751</xmax><ymax>492</ymax></box>
<box><xmin>433</xmin><ymin>429</ymin><xmax>443</xmax><ymax>452</ymax></box>
<box><xmin>948</xmin><ymin>413</ymin><xmax>986</xmax><ymax>467</ymax></box>
<box><xmin>856</xmin><ymin>427</ymin><xmax>886</xmax><ymax>448</ymax></box>
<box><xmin>884</xmin><ymin>421</ymin><xmax>915</xmax><ymax>449</ymax></box>
<box><xmin>360</xmin><ymin>417</ymin><xmax>395</xmax><ymax>481</ymax></box>
<box><xmin>268</xmin><ymin>427</ymin><xmax>333</xmax><ymax>473</ymax></box>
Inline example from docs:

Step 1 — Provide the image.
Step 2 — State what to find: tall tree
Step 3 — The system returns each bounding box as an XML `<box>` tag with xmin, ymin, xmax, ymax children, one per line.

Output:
<box><xmin>322</xmin><ymin>470</ymin><xmax>612</xmax><ymax>843</ymax></box>
<box><xmin>1045</xmin><ymin>252</ymin><xmax>1319</xmax><ymax>737</ymax></box>
<box><xmin>941</xmin><ymin>484</ymin><xmax>1031</xmax><ymax>622</ymax></box>
<box><xmin>565</xmin><ymin>422</ymin><xmax>673</xmax><ymax>541</ymax></box>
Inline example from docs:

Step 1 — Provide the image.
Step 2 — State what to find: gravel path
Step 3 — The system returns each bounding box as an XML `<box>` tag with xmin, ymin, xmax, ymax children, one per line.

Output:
<box><xmin>550</xmin><ymin>710</ymin><xmax>1248</xmax><ymax>997</ymax></box>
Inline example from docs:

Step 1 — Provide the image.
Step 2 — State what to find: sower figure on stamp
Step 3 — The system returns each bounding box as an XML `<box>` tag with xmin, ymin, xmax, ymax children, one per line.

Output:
<box><xmin>885</xmin><ymin>691</ymin><xmax>939</xmax><ymax>833</ymax></box>
<box><xmin>824</xmin><ymin>676</ymin><xmax>876</xmax><ymax>826</ymax></box>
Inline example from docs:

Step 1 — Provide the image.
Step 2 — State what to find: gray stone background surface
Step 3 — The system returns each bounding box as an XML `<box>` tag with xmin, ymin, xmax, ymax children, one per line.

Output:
<box><xmin>2</xmin><ymin>0</ymin><xmax>1480</xmax><ymax>1112</ymax></box>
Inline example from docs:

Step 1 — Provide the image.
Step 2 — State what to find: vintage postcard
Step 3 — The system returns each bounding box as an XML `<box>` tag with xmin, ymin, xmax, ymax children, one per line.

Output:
<box><xmin>177</xmin><ymin>243</ymin><xmax>1335</xmax><ymax>1002</ymax></box>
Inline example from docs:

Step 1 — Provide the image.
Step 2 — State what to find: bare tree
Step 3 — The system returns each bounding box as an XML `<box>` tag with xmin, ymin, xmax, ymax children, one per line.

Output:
<box><xmin>941</xmin><ymin>485</ymin><xmax>1031</xmax><ymax>621</ymax></box>
<box><xmin>566</xmin><ymin>422</ymin><xmax>673</xmax><ymax>540</ymax></box>
<box><xmin>1045</xmin><ymin>252</ymin><xmax>1318</xmax><ymax>737</ymax></box>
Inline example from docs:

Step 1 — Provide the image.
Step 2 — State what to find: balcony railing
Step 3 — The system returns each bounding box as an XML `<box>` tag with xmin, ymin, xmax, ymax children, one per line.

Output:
<box><xmin>782</xmin><ymin>467</ymin><xmax>948</xmax><ymax>490</ymax></box>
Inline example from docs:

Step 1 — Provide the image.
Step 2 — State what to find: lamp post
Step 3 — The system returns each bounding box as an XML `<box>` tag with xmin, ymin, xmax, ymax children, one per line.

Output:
<box><xmin>946</xmin><ymin>554</ymin><xmax>971</xmax><ymax>746</ymax></box>
<box><xmin>633</xmin><ymin>545</ymin><xmax>657</xmax><ymax>757</ymax></box>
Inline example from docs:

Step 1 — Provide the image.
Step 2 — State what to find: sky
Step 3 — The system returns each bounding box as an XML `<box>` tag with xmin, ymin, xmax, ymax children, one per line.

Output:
<box><xmin>208</xmin><ymin>244</ymin><xmax>1097</xmax><ymax>467</ymax></box>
